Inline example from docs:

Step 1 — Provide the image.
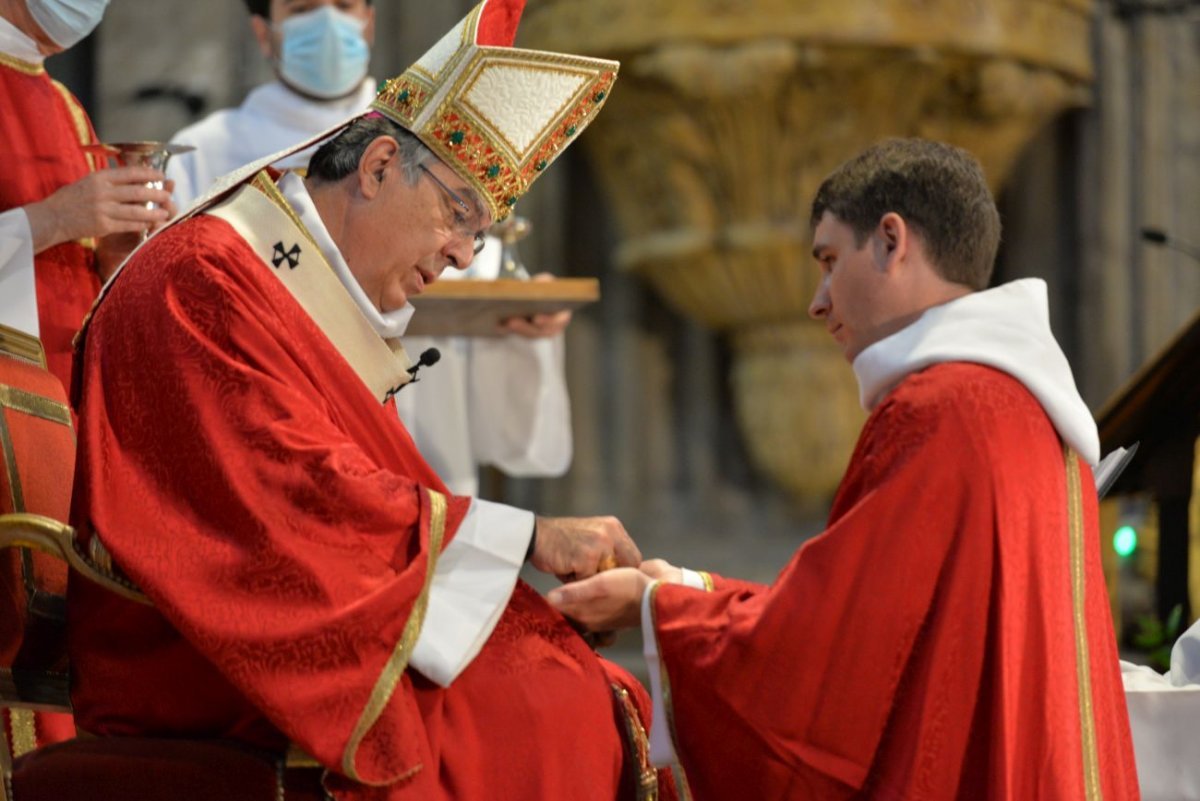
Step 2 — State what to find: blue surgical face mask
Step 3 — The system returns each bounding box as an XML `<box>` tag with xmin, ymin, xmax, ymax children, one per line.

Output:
<box><xmin>26</xmin><ymin>0</ymin><xmax>110</xmax><ymax>49</ymax></box>
<box><xmin>276</xmin><ymin>5</ymin><xmax>371</xmax><ymax>101</ymax></box>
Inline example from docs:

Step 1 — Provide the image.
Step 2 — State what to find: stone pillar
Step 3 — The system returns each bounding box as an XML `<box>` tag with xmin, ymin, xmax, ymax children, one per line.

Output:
<box><xmin>521</xmin><ymin>0</ymin><xmax>1095</xmax><ymax>500</ymax></box>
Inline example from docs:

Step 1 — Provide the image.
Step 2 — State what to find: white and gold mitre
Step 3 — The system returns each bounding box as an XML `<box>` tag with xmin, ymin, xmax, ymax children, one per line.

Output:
<box><xmin>371</xmin><ymin>0</ymin><xmax>618</xmax><ymax>222</ymax></box>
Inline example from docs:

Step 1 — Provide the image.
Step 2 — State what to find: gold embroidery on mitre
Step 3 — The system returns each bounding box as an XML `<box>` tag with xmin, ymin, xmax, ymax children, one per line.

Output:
<box><xmin>370</xmin><ymin>6</ymin><xmax>618</xmax><ymax>224</ymax></box>
<box><xmin>374</xmin><ymin>76</ymin><xmax>432</xmax><ymax>128</ymax></box>
<box><xmin>420</xmin><ymin>61</ymin><xmax>616</xmax><ymax>221</ymax></box>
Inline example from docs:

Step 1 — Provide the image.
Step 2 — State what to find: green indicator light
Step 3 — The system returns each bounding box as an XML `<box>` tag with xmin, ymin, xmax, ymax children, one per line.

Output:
<box><xmin>1113</xmin><ymin>525</ymin><xmax>1138</xmax><ymax>557</ymax></box>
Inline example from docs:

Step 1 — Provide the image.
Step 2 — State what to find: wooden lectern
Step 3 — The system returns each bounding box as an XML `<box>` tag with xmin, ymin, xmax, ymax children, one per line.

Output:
<box><xmin>1097</xmin><ymin>306</ymin><xmax>1200</xmax><ymax>625</ymax></box>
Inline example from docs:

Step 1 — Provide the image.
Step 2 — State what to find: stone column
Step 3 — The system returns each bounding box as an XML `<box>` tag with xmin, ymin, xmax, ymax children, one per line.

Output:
<box><xmin>521</xmin><ymin>0</ymin><xmax>1095</xmax><ymax>500</ymax></box>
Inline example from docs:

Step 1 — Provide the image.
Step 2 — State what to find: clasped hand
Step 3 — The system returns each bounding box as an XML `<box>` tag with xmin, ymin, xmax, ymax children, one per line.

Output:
<box><xmin>546</xmin><ymin>558</ymin><xmax>684</xmax><ymax>633</ymax></box>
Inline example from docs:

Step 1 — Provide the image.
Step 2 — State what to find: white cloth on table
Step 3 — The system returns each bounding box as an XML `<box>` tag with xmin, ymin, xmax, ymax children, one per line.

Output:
<box><xmin>1122</xmin><ymin>618</ymin><xmax>1200</xmax><ymax>800</ymax></box>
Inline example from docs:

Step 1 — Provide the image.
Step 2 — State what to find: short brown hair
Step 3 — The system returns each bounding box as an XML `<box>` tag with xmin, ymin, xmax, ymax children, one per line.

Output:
<box><xmin>809</xmin><ymin>138</ymin><xmax>1001</xmax><ymax>290</ymax></box>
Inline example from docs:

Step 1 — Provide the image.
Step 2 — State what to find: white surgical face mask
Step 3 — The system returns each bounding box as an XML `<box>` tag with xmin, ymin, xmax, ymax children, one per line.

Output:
<box><xmin>26</xmin><ymin>0</ymin><xmax>109</xmax><ymax>49</ymax></box>
<box><xmin>276</xmin><ymin>6</ymin><xmax>371</xmax><ymax>101</ymax></box>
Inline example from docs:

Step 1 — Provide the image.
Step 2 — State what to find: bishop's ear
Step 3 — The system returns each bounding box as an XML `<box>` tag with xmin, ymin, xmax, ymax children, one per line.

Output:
<box><xmin>357</xmin><ymin>136</ymin><xmax>400</xmax><ymax>199</ymax></box>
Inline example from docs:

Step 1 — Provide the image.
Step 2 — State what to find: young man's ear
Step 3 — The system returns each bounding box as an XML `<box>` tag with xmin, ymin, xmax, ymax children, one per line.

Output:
<box><xmin>875</xmin><ymin>212</ymin><xmax>908</xmax><ymax>271</ymax></box>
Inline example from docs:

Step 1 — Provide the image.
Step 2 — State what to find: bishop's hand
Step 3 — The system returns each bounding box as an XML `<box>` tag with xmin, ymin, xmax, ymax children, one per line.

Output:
<box><xmin>530</xmin><ymin>515</ymin><xmax>640</xmax><ymax>582</ymax></box>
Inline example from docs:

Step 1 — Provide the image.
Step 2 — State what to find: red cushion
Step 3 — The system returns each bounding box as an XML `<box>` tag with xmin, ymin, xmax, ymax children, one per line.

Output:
<box><xmin>11</xmin><ymin>737</ymin><xmax>327</xmax><ymax>801</ymax></box>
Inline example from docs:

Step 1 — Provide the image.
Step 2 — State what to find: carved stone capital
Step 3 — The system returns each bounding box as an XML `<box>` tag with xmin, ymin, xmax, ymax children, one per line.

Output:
<box><xmin>524</xmin><ymin>0</ymin><xmax>1095</xmax><ymax>501</ymax></box>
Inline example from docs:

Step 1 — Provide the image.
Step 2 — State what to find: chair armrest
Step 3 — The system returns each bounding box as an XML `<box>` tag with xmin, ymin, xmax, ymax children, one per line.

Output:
<box><xmin>0</xmin><ymin>514</ymin><xmax>150</xmax><ymax>607</ymax></box>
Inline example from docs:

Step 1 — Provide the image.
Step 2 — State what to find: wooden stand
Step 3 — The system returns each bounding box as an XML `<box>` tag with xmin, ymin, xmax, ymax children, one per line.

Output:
<box><xmin>406</xmin><ymin>278</ymin><xmax>600</xmax><ymax>337</ymax></box>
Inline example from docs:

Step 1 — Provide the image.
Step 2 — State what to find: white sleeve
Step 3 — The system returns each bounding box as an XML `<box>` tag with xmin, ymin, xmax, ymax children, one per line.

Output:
<box><xmin>466</xmin><ymin>332</ymin><xmax>572</xmax><ymax>477</ymax></box>
<box><xmin>0</xmin><ymin>207</ymin><xmax>40</xmax><ymax>337</ymax></box>
<box><xmin>641</xmin><ymin>581</ymin><xmax>679</xmax><ymax>767</ymax></box>
<box><xmin>409</xmin><ymin>497</ymin><xmax>533</xmax><ymax>687</ymax></box>
<box><xmin>642</xmin><ymin>569</ymin><xmax>706</xmax><ymax>767</ymax></box>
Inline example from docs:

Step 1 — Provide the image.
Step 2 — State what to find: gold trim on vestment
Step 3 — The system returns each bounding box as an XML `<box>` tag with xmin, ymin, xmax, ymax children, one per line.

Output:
<box><xmin>697</xmin><ymin>571</ymin><xmax>714</xmax><ymax>592</ymax></box>
<box><xmin>0</xmin><ymin>385</ymin><xmax>71</xmax><ymax>427</ymax></box>
<box><xmin>340</xmin><ymin>488</ymin><xmax>447</xmax><ymax>784</ymax></box>
<box><xmin>7</xmin><ymin>709</ymin><xmax>36</xmax><ymax>758</ymax></box>
<box><xmin>50</xmin><ymin>80</ymin><xmax>102</xmax><ymax>177</ymax></box>
<box><xmin>0</xmin><ymin>409</ymin><xmax>23</xmax><ymax>512</ymax></box>
<box><xmin>0</xmin><ymin>327</ymin><xmax>47</xmax><ymax>368</ymax></box>
<box><xmin>647</xmin><ymin>582</ymin><xmax>694</xmax><ymax>801</ymax></box>
<box><xmin>1067</xmin><ymin>446</ymin><xmax>1103</xmax><ymax>801</ymax></box>
<box><xmin>206</xmin><ymin>173</ymin><xmax>413</xmax><ymax>404</ymax></box>
<box><xmin>0</xmin><ymin>51</ymin><xmax>43</xmax><ymax>75</ymax></box>
<box><xmin>612</xmin><ymin>684</ymin><xmax>659</xmax><ymax>801</ymax></box>
<box><xmin>251</xmin><ymin>172</ymin><xmax>319</xmax><ymax>253</ymax></box>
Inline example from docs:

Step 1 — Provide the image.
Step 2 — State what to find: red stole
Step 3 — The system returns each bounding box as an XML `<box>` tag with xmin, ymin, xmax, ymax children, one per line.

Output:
<box><xmin>0</xmin><ymin>58</ymin><xmax>102</xmax><ymax>394</ymax></box>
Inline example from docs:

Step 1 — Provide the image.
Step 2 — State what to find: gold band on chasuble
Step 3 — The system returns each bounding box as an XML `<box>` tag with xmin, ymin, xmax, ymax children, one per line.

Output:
<box><xmin>0</xmin><ymin>51</ymin><xmax>43</xmax><ymax>76</ymax></box>
<box><xmin>0</xmin><ymin>327</ymin><xmax>46</xmax><ymax>369</ymax></box>
<box><xmin>0</xmin><ymin>385</ymin><xmax>71</xmax><ymax>428</ymax></box>
<box><xmin>340</xmin><ymin>488</ymin><xmax>447</xmax><ymax>784</ymax></box>
<box><xmin>1066</xmin><ymin>446</ymin><xmax>1103</xmax><ymax>800</ymax></box>
<box><xmin>0</xmin><ymin>379</ymin><xmax>73</xmax><ymax>512</ymax></box>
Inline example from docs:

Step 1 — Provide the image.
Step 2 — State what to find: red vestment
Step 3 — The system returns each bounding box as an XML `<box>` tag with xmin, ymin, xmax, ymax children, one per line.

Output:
<box><xmin>67</xmin><ymin>211</ymin><xmax>653</xmax><ymax>799</ymax></box>
<box><xmin>0</xmin><ymin>53</ymin><xmax>93</xmax><ymax>750</ymax></box>
<box><xmin>651</xmin><ymin>364</ymin><xmax>1140</xmax><ymax>800</ymax></box>
<box><xmin>0</xmin><ymin>56</ymin><xmax>102</xmax><ymax>394</ymax></box>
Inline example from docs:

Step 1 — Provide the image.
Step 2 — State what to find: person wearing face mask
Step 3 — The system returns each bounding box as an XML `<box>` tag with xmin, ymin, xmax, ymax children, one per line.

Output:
<box><xmin>166</xmin><ymin>0</ymin><xmax>377</xmax><ymax>209</ymax></box>
<box><xmin>0</xmin><ymin>0</ymin><xmax>174</xmax><ymax>392</ymax></box>
<box><xmin>0</xmin><ymin>0</ymin><xmax>174</xmax><ymax>763</ymax></box>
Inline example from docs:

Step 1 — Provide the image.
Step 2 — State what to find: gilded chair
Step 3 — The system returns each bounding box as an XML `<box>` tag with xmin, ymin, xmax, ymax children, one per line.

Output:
<box><xmin>0</xmin><ymin>324</ymin><xmax>325</xmax><ymax>801</ymax></box>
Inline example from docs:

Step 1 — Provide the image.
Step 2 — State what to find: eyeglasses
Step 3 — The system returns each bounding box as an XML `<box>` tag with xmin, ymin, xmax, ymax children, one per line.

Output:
<box><xmin>419</xmin><ymin>164</ymin><xmax>486</xmax><ymax>256</ymax></box>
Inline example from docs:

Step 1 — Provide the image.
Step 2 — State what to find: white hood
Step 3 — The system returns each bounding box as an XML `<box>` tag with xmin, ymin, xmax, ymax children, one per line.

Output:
<box><xmin>852</xmin><ymin>279</ymin><xmax>1100</xmax><ymax>465</ymax></box>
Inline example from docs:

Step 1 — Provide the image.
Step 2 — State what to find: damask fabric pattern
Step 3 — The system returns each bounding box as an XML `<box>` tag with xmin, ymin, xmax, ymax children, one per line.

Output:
<box><xmin>66</xmin><ymin>215</ymin><xmax>647</xmax><ymax>799</ymax></box>
<box><xmin>651</xmin><ymin>363</ymin><xmax>1141</xmax><ymax>800</ymax></box>
<box><xmin>0</xmin><ymin>58</ymin><xmax>101</xmax><ymax>395</ymax></box>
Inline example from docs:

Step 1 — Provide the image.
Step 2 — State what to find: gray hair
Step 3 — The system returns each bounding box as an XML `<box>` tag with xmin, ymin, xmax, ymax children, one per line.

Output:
<box><xmin>306</xmin><ymin>115</ymin><xmax>439</xmax><ymax>186</ymax></box>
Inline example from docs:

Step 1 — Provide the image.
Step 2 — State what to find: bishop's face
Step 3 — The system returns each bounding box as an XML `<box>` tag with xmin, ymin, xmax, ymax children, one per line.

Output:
<box><xmin>807</xmin><ymin>211</ymin><xmax>896</xmax><ymax>362</ymax></box>
<box><xmin>354</xmin><ymin>156</ymin><xmax>490</xmax><ymax>313</ymax></box>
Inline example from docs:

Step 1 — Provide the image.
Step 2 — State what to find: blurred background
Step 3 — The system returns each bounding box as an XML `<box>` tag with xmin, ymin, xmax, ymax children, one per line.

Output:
<box><xmin>47</xmin><ymin>0</ymin><xmax>1200</xmax><ymax>667</ymax></box>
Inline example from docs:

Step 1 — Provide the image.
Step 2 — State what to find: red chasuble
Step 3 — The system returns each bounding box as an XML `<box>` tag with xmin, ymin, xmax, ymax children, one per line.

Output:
<box><xmin>66</xmin><ymin>210</ymin><xmax>650</xmax><ymax>800</ymax></box>
<box><xmin>0</xmin><ymin>55</ymin><xmax>102</xmax><ymax>394</ymax></box>
<box><xmin>651</xmin><ymin>364</ymin><xmax>1140</xmax><ymax>800</ymax></box>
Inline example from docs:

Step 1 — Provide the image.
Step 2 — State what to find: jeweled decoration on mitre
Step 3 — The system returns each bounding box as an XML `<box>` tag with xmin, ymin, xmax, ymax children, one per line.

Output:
<box><xmin>372</xmin><ymin>0</ymin><xmax>619</xmax><ymax>222</ymax></box>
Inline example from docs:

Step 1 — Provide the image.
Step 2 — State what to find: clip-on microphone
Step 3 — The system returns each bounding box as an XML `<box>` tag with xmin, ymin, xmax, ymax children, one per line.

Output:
<box><xmin>384</xmin><ymin>347</ymin><xmax>441</xmax><ymax>401</ymax></box>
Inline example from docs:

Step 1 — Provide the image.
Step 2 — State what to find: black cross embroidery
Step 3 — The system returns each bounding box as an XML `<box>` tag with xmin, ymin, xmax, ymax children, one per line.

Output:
<box><xmin>271</xmin><ymin>241</ymin><xmax>301</xmax><ymax>269</ymax></box>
